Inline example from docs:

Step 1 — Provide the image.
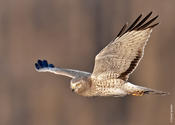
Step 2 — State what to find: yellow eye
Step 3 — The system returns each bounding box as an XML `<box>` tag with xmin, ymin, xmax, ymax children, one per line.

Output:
<box><xmin>76</xmin><ymin>83</ymin><xmax>81</xmax><ymax>88</ymax></box>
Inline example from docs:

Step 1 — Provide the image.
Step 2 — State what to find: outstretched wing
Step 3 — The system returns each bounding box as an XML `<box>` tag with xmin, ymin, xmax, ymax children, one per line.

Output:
<box><xmin>35</xmin><ymin>60</ymin><xmax>91</xmax><ymax>78</ymax></box>
<box><xmin>92</xmin><ymin>12</ymin><xmax>159</xmax><ymax>81</ymax></box>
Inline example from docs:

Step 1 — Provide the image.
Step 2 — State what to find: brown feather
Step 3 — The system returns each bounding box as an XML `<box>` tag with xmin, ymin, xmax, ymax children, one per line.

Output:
<box><xmin>92</xmin><ymin>12</ymin><xmax>159</xmax><ymax>81</ymax></box>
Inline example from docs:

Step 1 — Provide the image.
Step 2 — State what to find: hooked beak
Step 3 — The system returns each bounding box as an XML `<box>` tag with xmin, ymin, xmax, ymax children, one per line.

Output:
<box><xmin>72</xmin><ymin>89</ymin><xmax>75</xmax><ymax>92</ymax></box>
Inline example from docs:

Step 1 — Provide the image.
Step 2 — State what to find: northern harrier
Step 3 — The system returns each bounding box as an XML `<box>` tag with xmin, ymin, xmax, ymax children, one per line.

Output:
<box><xmin>35</xmin><ymin>12</ymin><xmax>167</xmax><ymax>97</ymax></box>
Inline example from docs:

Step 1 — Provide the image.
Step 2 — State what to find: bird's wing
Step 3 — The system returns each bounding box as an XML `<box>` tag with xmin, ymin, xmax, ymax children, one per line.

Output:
<box><xmin>92</xmin><ymin>12</ymin><xmax>159</xmax><ymax>81</ymax></box>
<box><xmin>35</xmin><ymin>60</ymin><xmax>91</xmax><ymax>78</ymax></box>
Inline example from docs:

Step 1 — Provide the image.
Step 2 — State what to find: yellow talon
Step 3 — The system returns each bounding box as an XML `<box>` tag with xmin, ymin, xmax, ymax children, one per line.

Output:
<box><xmin>132</xmin><ymin>91</ymin><xmax>144</xmax><ymax>96</ymax></box>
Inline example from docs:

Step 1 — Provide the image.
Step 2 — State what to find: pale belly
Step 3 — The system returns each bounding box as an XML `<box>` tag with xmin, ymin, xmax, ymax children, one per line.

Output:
<box><xmin>80</xmin><ymin>78</ymin><xmax>128</xmax><ymax>97</ymax></box>
<box><xmin>93</xmin><ymin>87</ymin><xmax>127</xmax><ymax>97</ymax></box>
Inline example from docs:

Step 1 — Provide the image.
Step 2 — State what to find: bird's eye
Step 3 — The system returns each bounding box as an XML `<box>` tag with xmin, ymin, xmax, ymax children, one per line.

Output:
<box><xmin>76</xmin><ymin>83</ymin><xmax>81</xmax><ymax>88</ymax></box>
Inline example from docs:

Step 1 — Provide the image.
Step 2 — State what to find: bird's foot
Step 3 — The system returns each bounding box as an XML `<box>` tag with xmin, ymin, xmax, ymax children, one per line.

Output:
<box><xmin>131</xmin><ymin>91</ymin><xmax>144</xmax><ymax>96</ymax></box>
<box><xmin>35</xmin><ymin>59</ymin><xmax>55</xmax><ymax>70</ymax></box>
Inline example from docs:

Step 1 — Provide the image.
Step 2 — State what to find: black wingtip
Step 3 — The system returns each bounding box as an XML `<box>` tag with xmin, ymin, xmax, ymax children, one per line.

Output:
<box><xmin>42</xmin><ymin>60</ymin><xmax>48</xmax><ymax>67</ymax></box>
<box><xmin>147</xmin><ymin>22</ymin><xmax>159</xmax><ymax>29</ymax></box>
<box><xmin>148</xmin><ymin>11</ymin><xmax>153</xmax><ymax>17</ymax></box>
<box><xmin>48</xmin><ymin>64</ymin><xmax>55</xmax><ymax>68</ymax></box>
<box><xmin>35</xmin><ymin>59</ymin><xmax>55</xmax><ymax>70</ymax></box>
<box><xmin>116</xmin><ymin>12</ymin><xmax>159</xmax><ymax>38</ymax></box>
<box><xmin>137</xmin><ymin>14</ymin><xmax>159</xmax><ymax>30</ymax></box>
<box><xmin>125</xmin><ymin>14</ymin><xmax>142</xmax><ymax>33</ymax></box>
<box><xmin>35</xmin><ymin>63</ymin><xmax>40</xmax><ymax>70</ymax></box>
<box><xmin>38</xmin><ymin>60</ymin><xmax>43</xmax><ymax>68</ymax></box>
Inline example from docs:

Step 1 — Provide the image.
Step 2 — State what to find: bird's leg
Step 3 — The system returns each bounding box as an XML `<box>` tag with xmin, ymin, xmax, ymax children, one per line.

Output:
<box><xmin>131</xmin><ymin>91</ymin><xmax>144</xmax><ymax>96</ymax></box>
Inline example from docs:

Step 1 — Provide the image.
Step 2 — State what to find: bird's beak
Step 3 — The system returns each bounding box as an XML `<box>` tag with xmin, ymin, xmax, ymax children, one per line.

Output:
<box><xmin>72</xmin><ymin>89</ymin><xmax>75</xmax><ymax>92</ymax></box>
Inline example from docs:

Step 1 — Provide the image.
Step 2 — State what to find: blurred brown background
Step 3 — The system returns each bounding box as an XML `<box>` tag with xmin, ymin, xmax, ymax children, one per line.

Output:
<box><xmin>0</xmin><ymin>0</ymin><xmax>174</xmax><ymax>125</ymax></box>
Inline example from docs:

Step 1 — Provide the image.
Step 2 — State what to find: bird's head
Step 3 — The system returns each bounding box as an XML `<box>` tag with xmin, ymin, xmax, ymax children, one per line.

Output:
<box><xmin>70</xmin><ymin>77</ymin><xmax>91</xmax><ymax>94</ymax></box>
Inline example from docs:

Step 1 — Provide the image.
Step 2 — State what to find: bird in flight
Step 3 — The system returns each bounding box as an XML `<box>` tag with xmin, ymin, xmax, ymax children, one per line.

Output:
<box><xmin>35</xmin><ymin>12</ymin><xmax>167</xmax><ymax>97</ymax></box>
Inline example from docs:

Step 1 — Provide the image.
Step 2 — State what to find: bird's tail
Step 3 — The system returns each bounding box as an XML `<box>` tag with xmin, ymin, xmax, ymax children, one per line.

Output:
<box><xmin>123</xmin><ymin>82</ymin><xmax>169</xmax><ymax>96</ymax></box>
